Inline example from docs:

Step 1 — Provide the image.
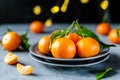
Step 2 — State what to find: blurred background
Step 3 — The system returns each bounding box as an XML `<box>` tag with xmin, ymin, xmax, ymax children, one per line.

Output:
<box><xmin>0</xmin><ymin>0</ymin><xmax>119</xmax><ymax>24</ymax></box>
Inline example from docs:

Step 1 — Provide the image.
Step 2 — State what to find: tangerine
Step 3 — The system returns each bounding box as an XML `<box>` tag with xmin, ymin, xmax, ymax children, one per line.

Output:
<box><xmin>66</xmin><ymin>33</ymin><xmax>82</xmax><ymax>44</ymax></box>
<box><xmin>76</xmin><ymin>37</ymin><xmax>100</xmax><ymax>58</ymax></box>
<box><xmin>96</xmin><ymin>22</ymin><xmax>111</xmax><ymax>35</ymax></box>
<box><xmin>30</xmin><ymin>20</ymin><xmax>44</xmax><ymax>33</ymax></box>
<box><xmin>4</xmin><ymin>52</ymin><xmax>18</xmax><ymax>65</ymax></box>
<box><xmin>17</xmin><ymin>63</ymin><xmax>33</xmax><ymax>75</ymax></box>
<box><xmin>2</xmin><ymin>32</ymin><xmax>21</xmax><ymax>51</ymax></box>
<box><xmin>38</xmin><ymin>36</ymin><xmax>50</xmax><ymax>55</ymax></box>
<box><xmin>108</xmin><ymin>29</ymin><xmax>120</xmax><ymax>44</ymax></box>
<box><xmin>51</xmin><ymin>38</ymin><xmax>76</xmax><ymax>59</ymax></box>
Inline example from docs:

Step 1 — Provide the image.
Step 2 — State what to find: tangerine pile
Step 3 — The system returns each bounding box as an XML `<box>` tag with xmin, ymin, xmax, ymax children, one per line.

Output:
<box><xmin>37</xmin><ymin>20</ymin><xmax>107</xmax><ymax>59</ymax></box>
<box><xmin>38</xmin><ymin>32</ymin><xmax>100</xmax><ymax>58</ymax></box>
<box><xmin>37</xmin><ymin>20</ymin><xmax>113</xmax><ymax>59</ymax></box>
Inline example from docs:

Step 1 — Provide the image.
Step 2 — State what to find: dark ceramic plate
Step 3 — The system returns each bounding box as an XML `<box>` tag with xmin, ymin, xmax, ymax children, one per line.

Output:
<box><xmin>29</xmin><ymin>52</ymin><xmax>110</xmax><ymax>67</ymax></box>
<box><xmin>29</xmin><ymin>43</ymin><xmax>110</xmax><ymax>64</ymax></box>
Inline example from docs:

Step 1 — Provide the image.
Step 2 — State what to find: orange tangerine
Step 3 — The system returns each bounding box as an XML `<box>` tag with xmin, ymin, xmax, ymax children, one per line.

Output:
<box><xmin>16</xmin><ymin>63</ymin><xmax>33</xmax><ymax>75</ymax></box>
<box><xmin>4</xmin><ymin>52</ymin><xmax>18</xmax><ymax>64</ymax></box>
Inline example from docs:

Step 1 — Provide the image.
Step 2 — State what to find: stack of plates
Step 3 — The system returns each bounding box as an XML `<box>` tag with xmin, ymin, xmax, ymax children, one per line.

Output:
<box><xmin>29</xmin><ymin>43</ymin><xmax>110</xmax><ymax>68</ymax></box>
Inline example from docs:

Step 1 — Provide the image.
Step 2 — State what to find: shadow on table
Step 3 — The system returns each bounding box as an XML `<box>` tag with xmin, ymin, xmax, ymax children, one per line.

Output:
<box><xmin>108</xmin><ymin>53</ymin><xmax>120</xmax><ymax>69</ymax></box>
<box><xmin>43</xmin><ymin>31</ymin><xmax>53</xmax><ymax>34</ymax></box>
<box><xmin>43</xmin><ymin>53</ymin><xmax>120</xmax><ymax>77</ymax></box>
<box><xmin>87</xmin><ymin>53</ymin><xmax>119</xmax><ymax>78</ymax></box>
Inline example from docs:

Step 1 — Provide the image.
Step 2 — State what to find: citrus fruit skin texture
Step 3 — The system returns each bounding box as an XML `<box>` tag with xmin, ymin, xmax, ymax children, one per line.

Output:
<box><xmin>66</xmin><ymin>33</ymin><xmax>82</xmax><ymax>44</ymax></box>
<box><xmin>96</xmin><ymin>22</ymin><xmax>111</xmax><ymax>35</ymax></box>
<box><xmin>38</xmin><ymin>36</ymin><xmax>50</xmax><ymax>55</ymax></box>
<box><xmin>30</xmin><ymin>21</ymin><xmax>44</xmax><ymax>34</ymax></box>
<box><xmin>51</xmin><ymin>38</ymin><xmax>76</xmax><ymax>59</ymax></box>
<box><xmin>108</xmin><ymin>29</ymin><xmax>120</xmax><ymax>44</ymax></box>
<box><xmin>2</xmin><ymin>32</ymin><xmax>21</xmax><ymax>51</ymax></box>
<box><xmin>4</xmin><ymin>52</ymin><xmax>18</xmax><ymax>65</ymax></box>
<box><xmin>17</xmin><ymin>63</ymin><xmax>33</xmax><ymax>75</ymax></box>
<box><xmin>76</xmin><ymin>37</ymin><xmax>100</xmax><ymax>58</ymax></box>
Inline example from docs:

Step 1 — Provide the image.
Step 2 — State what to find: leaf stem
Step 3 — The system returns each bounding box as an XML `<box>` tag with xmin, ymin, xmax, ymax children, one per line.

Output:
<box><xmin>117</xmin><ymin>25</ymin><xmax>120</xmax><ymax>38</ymax></box>
<box><xmin>102</xmin><ymin>10</ymin><xmax>108</xmax><ymax>22</ymax></box>
<box><xmin>49</xmin><ymin>20</ymin><xmax>75</xmax><ymax>49</ymax></box>
<box><xmin>0</xmin><ymin>40</ymin><xmax>1</xmax><ymax>44</ymax></box>
<box><xmin>75</xmin><ymin>20</ymin><xmax>84</xmax><ymax>38</ymax></box>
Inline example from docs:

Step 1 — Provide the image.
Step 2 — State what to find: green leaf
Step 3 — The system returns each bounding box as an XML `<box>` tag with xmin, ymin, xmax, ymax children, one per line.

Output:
<box><xmin>20</xmin><ymin>29</ymin><xmax>30</xmax><ymax>51</ymax></box>
<box><xmin>63</xmin><ymin>20</ymin><xmax>75</xmax><ymax>36</ymax></box>
<box><xmin>99</xmin><ymin>41</ymin><xmax>115</xmax><ymax>49</ymax></box>
<box><xmin>49</xmin><ymin>30</ymin><xmax>63</xmax><ymax>49</ymax></box>
<box><xmin>0</xmin><ymin>40</ymin><xmax>1</xmax><ymax>44</ymax></box>
<box><xmin>75</xmin><ymin>21</ymin><xmax>100</xmax><ymax>41</ymax></box>
<box><xmin>102</xmin><ymin>11</ymin><xmax>108</xmax><ymax>22</ymax></box>
<box><xmin>96</xmin><ymin>68</ymin><xmax>113</xmax><ymax>80</ymax></box>
<box><xmin>7</xmin><ymin>28</ymin><xmax>13</xmax><ymax>32</ymax></box>
<box><xmin>49</xmin><ymin>20</ymin><xmax>75</xmax><ymax>49</ymax></box>
<box><xmin>74</xmin><ymin>20</ymin><xmax>115</xmax><ymax>49</ymax></box>
<box><xmin>3</xmin><ymin>28</ymin><xmax>13</xmax><ymax>35</ymax></box>
<box><xmin>117</xmin><ymin>26</ymin><xmax>120</xmax><ymax>38</ymax></box>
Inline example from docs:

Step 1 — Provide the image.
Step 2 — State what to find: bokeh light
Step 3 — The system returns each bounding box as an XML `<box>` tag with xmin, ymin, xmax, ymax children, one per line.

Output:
<box><xmin>51</xmin><ymin>6</ymin><xmax>60</xmax><ymax>14</ymax></box>
<box><xmin>45</xmin><ymin>18</ymin><xmax>53</xmax><ymax>27</ymax></box>
<box><xmin>60</xmin><ymin>0</ymin><xmax>69</xmax><ymax>13</ymax></box>
<box><xmin>33</xmin><ymin>5</ymin><xmax>41</xmax><ymax>15</ymax></box>
<box><xmin>80</xmin><ymin>0</ymin><xmax>89</xmax><ymax>4</ymax></box>
<box><xmin>32</xmin><ymin>0</ymin><xmax>109</xmax><ymax>27</ymax></box>
<box><xmin>100</xmin><ymin>0</ymin><xmax>109</xmax><ymax>10</ymax></box>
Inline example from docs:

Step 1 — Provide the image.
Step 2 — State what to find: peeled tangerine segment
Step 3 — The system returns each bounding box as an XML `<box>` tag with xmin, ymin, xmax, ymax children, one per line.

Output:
<box><xmin>17</xmin><ymin>63</ymin><xmax>33</xmax><ymax>75</ymax></box>
<box><xmin>4</xmin><ymin>52</ymin><xmax>18</xmax><ymax>64</ymax></box>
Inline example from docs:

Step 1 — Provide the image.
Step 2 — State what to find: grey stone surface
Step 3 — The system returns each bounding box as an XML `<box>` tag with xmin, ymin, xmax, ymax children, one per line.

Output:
<box><xmin>0</xmin><ymin>23</ymin><xmax>120</xmax><ymax>80</ymax></box>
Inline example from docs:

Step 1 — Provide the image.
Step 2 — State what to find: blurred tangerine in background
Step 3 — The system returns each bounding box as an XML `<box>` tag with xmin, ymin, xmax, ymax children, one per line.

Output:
<box><xmin>108</xmin><ymin>28</ymin><xmax>120</xmax><ymax>44</ymax></box>
<box><xmin>96</xmin><ymin>22</ymin><xmax>111</xmax><ymax>35</ymax></box>
<box><xmin>30</xmin><ymin>20</ymin><xmax>44</xmax><ymax>34</ymax></box>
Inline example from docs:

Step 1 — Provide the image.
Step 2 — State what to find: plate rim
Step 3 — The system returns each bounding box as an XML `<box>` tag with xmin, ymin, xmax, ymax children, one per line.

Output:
<box><xmin>29</xmin><ymin>52</ymin><xmax>110</xmax><ymax>67</ymax></box>
<box><xmin>29</xmin><ymin>43</ymin><xmax>110</xmax><ymax>61</ymax></box>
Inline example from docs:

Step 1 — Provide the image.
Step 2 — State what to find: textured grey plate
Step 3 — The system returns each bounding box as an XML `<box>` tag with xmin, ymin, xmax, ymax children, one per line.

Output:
<box><xmin>29</xmin><ymin>43</ymin><xmax>110</xmax><ymax>64</ymax></box>
<box><xmin>29</xmin><ymin>52</ymin><xmax>110</xmax><ymax>67</ymax></box>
